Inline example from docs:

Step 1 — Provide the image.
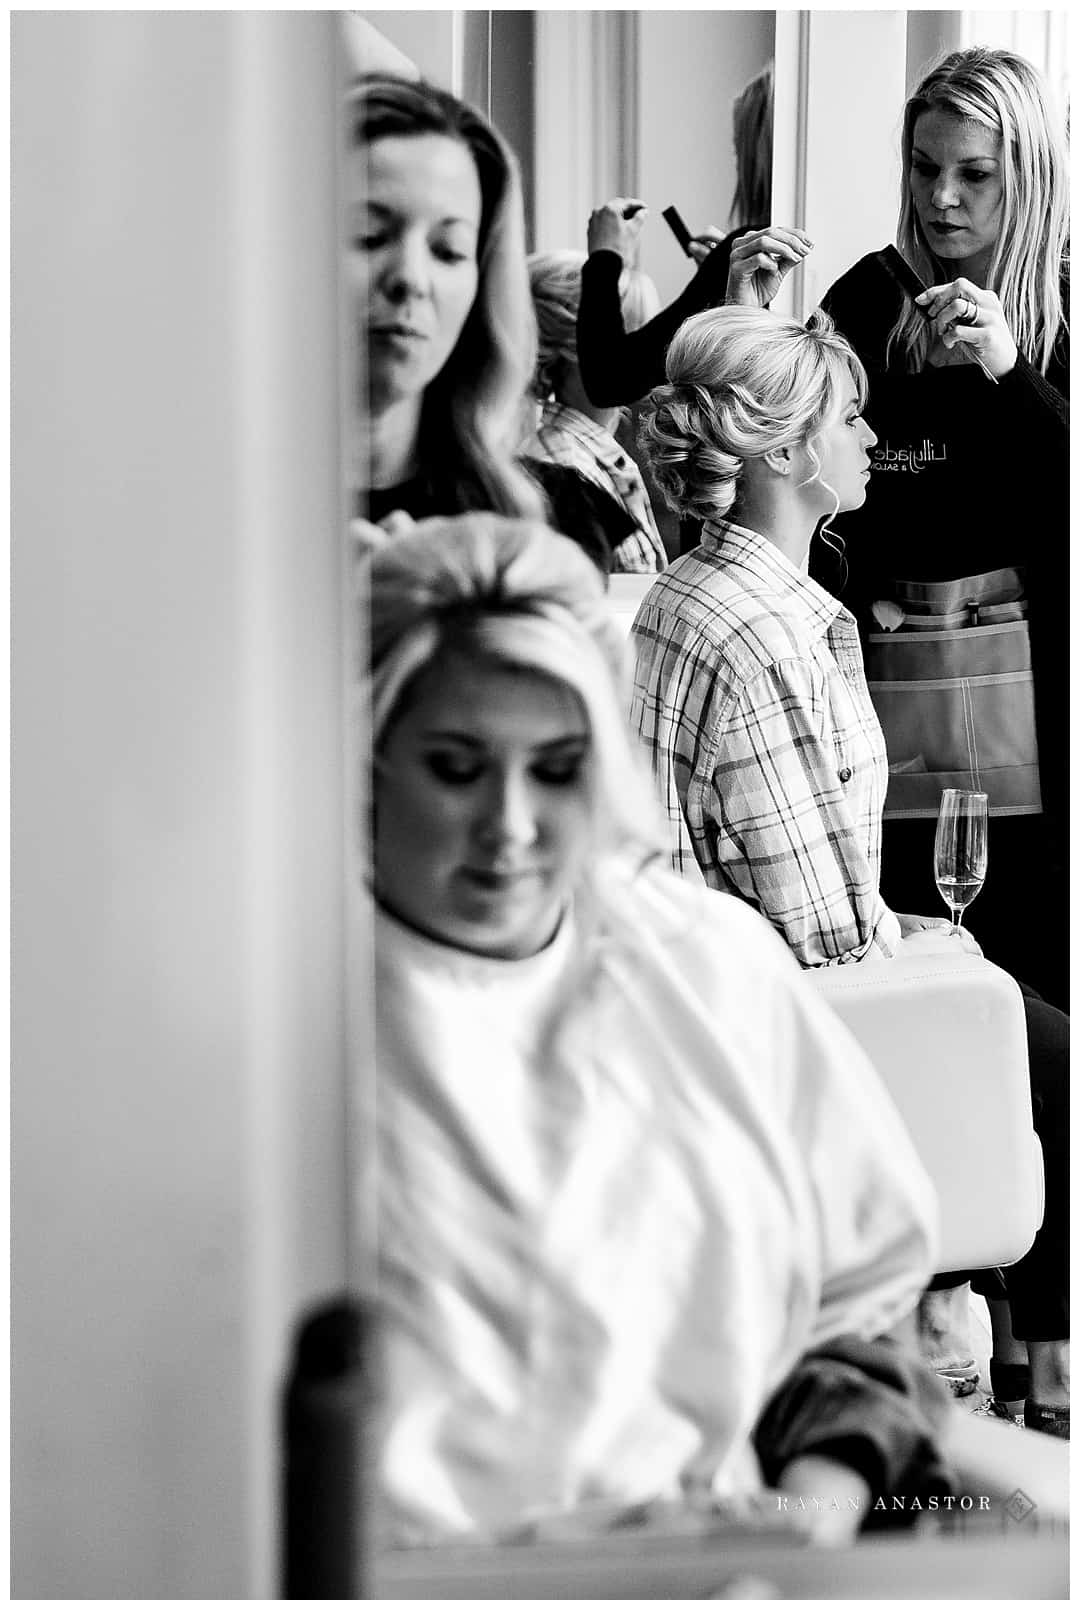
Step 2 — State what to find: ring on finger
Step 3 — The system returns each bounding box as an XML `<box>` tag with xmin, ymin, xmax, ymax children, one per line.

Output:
<box><xmin>956</xmin><ymin>296</ymin><xmax>979</xmax><ymax>327</ymax></box>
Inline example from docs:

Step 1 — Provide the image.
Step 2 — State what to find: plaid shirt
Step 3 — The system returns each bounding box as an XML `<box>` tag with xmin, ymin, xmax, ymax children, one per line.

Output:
<box><xmin>525</xmin><ymin>401</ymin><xmax>666</xmax><ymax>574</ymax></box>
<box><xmin>629</xmin><ymin>519</ymin><xmax>901</xmax><ymax>967</ymax></box>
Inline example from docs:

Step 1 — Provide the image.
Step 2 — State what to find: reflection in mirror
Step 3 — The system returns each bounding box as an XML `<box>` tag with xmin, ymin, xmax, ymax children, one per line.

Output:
<box><xmin>339</xmin><ymin>12</ymin><xmax>1071</xmax><ymax>1601</ymax></box>
<box><xmin>530</xmin><ymin>11</ymin><xmax>774</xmax><ymax>308</ymax></box>
<box><xmin>527</xmin><ymin>12</ymin><xmax>775</xmax><ymax>561</ymax></box>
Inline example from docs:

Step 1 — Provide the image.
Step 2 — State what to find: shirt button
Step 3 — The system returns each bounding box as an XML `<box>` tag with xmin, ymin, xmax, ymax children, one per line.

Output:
<box><xmin>838</xmin><ymin>766</ymin><xmax>853</xmax><ymax>783</ymax></box>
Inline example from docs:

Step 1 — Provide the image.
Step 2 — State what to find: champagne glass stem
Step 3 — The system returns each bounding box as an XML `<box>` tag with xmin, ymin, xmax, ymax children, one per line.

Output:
<box><xmin>950</xmin><ymin>908</ymin><xmax>964</xmax><ymax>937</ymax></box>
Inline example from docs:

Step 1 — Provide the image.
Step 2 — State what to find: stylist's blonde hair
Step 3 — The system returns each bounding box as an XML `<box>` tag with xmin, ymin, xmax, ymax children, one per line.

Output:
<box><xmin>368</xmin><ymin>515</ymin><xmax>665</xmax><ymax>871</ymax></box>
<box><xmin>640</xmin><ymin>305</ymin><xmax>867</xmax><ymax>524</ymax></box>
<box><xmin>893</xmin><ymin>47</ymin><xmax>1068</xmax><ymax>376</ymax></box>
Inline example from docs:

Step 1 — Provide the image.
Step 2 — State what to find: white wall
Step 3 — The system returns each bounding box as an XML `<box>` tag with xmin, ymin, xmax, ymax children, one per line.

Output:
<box><xmin>636</xmin><ymin>11</ymin><xmax>775</xmax><ymax>305</ymax></box>
<box><xmin>772</xmin><ymin>10</ymin><xmax>909</xmax><ymax>319</ymax></box>
<box><xmin>799</xmin><ymin>10</ymin><xmax>909</xmax><ymax>313</ymax></box>
<box><xmin>12</xmin><ymin>12</ymin><xmax>352</xmax><ymax>1597</ymax></box>
<box><xmin>533</xmin><ymin>12</ymin><xmax>639</xmax><ymax>256</ymax></box>
<box><xmin>963</xmin><ymin>9</ymin><xmax>1070</xmax><ymax>121</ymax></box>
<box><xmin>359</xmin><ymin>8</ymin><xmax>459</xmax><ymax>88</ymax></box>
<box><xmin>907</xmin><ymin>11</ymin><xmax>1069</xmax><ymax>107</ymax></box>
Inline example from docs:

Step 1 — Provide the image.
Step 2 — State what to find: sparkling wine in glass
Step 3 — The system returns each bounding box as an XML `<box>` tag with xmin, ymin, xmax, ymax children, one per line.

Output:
<box><xmin>934</xmin><ymin>789</ymin><xmax>988</xmax><ymax>937</ymax></box>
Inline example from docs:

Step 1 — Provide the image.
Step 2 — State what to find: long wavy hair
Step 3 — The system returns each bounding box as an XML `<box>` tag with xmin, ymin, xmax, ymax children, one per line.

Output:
<box><xmin>640</xmin><ymin>305</ymin><xmax>867</xmax><ymax>529</ymax></box>
<box><xmin>350</xmin><ymin>74</ymin><xmax>543</xmax><ymax>517</ymax></box>
<box><xmin>891</xmin><ymin>48</ymin><xmax>1069</xmax><ymax>375</ymax></box>
<box><xmin>729</xmin><ymin>61</ymin><xmax>774</xmax><ymax>229</ymax></box>
<box><xmin>368</xmin><ymin>516</ymin><xmax>666</xmax><ymax>895</ymax></box>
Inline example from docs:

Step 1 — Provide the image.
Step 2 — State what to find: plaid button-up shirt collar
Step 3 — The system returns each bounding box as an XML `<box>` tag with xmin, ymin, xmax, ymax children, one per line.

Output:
<box><xmin>699</xmin><ymin>517</ymin><xmax>843</xmax><ymax>637</ymax></box>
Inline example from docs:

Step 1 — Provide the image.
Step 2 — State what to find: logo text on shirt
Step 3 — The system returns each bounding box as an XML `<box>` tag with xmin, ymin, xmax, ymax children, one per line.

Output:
<box><xmin>871</xmin><ymin>440</ymin><xmax>947</xmax><ymax>474</ymax></box>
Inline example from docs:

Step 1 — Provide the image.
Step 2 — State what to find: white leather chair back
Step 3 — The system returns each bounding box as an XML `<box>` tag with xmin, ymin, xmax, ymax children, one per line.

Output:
<box><xmin>606</xmin><ymin>573</ymin><xmax>655</xmax><ymax>639</ymax></box>
<box><xmin>606</xmin><ymin>572</ymin><xmax>1042</xmax><ymax>1273</ymax></box>
<box><xmin>809</xmin><ymin>950</ymin><xmax>1043</xmax><ymax>1272</ymax></box>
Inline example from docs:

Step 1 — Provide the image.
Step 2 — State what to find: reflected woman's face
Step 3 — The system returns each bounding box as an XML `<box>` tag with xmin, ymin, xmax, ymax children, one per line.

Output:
<box><xmin>350</xmin><ymin>133</ymin><xmax>482</xmax><ymax>413</ymax></box>
<box><xmin>374</xmin><ymin>649</ymin><xmax>594</xmax><ymax>961</ymax></box>
<box><xmin>909</xmin><ymin>110</ymin><xmax>1003</xmax><ymax>281</ymax></box>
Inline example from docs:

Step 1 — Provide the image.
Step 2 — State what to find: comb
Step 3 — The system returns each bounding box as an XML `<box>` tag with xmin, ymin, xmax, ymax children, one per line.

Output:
<box><xmin>872</xmin><ymin>246</ymin><xmax>997</xmax><ymax>384</ymax></box>
<box><xmin>662</xmin><ymin>206</ymin><xmax>694</xmax><ymax>257</ymax></box>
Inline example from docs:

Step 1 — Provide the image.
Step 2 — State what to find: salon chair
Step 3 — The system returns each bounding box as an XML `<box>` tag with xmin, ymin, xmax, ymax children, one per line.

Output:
<box><xmin>808</xmin><ymin>948</ymin><xmax>1042</xmax><ymax>1272</ymax></box>
<box><xmin>607</xmin><ymin>574</ymin><xmax>1044</xmax><ymax>1273</ymax></box>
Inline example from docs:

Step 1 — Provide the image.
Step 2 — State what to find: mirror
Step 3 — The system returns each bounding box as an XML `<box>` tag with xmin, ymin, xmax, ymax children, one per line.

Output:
<box><xmin>342</xmin><ymin>11</ymin><xmax>1071</xmax><ymax>1597</ymax></box>
<box><xmin>526</xmin><ymin>11</ymin><xmax>774</xmax><ymax>309</ymax></box>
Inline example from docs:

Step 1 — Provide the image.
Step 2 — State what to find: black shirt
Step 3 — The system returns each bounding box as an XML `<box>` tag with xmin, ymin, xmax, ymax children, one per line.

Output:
<box><xmin>821</xmin><ymin>249</ymin><xmax>1069</xmax><ymax>823</ymax></box>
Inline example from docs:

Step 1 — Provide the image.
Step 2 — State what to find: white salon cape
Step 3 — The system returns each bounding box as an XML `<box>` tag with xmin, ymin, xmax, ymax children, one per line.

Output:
<box><xmin>372</xmin><ymin>861</ymin><xmax>939</xmax><ymax>1545</ymax></box>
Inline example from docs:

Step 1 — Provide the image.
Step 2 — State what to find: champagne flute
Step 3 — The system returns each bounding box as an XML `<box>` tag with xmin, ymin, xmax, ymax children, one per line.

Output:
<box><xmin>934</xmin><ymin>789</ymin><xmax>988</xmax><ymax>937</ymax></box>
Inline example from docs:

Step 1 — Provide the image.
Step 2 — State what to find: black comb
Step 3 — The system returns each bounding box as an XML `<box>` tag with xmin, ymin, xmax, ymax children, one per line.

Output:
<box><xmin>872</xmin><ymin>246</ymin><xmax>997</xmax><ymax>384</ymax></box>
<box><xmin>872</xmin><ymin>244</ymin><xmax>929</xmax><ymax>305</ymax></box>
<box><xmin>662</xmin><ymin>206</ymin><xmax>694</xmax><ymax>257</ymax></box>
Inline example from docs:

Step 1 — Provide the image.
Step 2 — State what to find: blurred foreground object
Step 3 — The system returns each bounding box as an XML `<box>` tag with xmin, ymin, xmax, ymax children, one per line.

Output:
<box><xmin>283</xmin><ymin>1297</ymin><xmax>372</xmax><ymax>1599</ymax></box>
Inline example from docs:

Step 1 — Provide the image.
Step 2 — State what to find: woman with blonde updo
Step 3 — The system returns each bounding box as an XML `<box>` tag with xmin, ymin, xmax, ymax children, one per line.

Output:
<box><xmin>632</xmin><ymin>303</ymin><xmax>964</xmax><ymax>964</ymax></box>
<box><xmin>630</xmin><ymin>302</ymin><xmax>1070</xmax><ymax>1441</ymax></box>
<box><xmin>523</xmin><ymin>249</ymin><xmax>666</xmax><ymax>572</ymax></box>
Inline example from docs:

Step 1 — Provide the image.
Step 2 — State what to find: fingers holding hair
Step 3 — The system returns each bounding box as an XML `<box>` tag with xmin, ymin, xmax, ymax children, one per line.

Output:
<box><xmin>587</xmin><ymin>197</ymin><xmax>648</xmax><ymax>260</ymax></box>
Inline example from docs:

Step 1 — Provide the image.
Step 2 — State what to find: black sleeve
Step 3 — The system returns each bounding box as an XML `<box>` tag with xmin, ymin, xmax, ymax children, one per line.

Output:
<box><xmin>997</xmin><ymin>349</ymin><xmax>1068</xmax><ymax>432</ymax></box>
<box><xmin>752</xmin><ymin>1334</ymin><xmax>955</xmax><ymax>1523</ymax></box>
<box><xmin>577</xmin><ymin>242</ymin><xmax>732</xmax><ymax>409</ymax></box>
<box><xmin>974</xmin><ymin>258</ymin><xmax>1069</xmax><ymax>431</ymax></box>
<box><xmin>1019</xmin><ymin>327</ymin><xmax>1070</xmax><ymax>825</ymax></box>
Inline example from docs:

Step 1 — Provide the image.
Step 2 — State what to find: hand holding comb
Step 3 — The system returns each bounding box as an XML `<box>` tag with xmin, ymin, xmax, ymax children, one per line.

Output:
<box><xmin>871</xmin><ymin>246</ymin><xmax>998</xmax><ymax>385</ymax></box>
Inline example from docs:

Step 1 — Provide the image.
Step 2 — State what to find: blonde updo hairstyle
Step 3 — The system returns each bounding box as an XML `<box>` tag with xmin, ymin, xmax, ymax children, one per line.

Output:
<box><xmin>528</xmin><ymin>249</ymin><xmax>661</xmax><ymax>401</ymax></box>
<box><xmin>368</xmin><ymin>515</ymin><xmax>665</xmax><ymax>876</ymax></box>
<box><xmin>639</xmin><ymin>305</ymin><xmax>868</xmax><ymax>524</ymax></box>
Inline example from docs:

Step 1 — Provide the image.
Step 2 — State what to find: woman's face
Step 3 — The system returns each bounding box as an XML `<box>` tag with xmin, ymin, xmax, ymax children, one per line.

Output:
<box><xmin>374</xmin><ymin>648</ymin><xmax>594</xmax><ymax>960</ymax></box>
<box><xmin>799</xmin><ymin>372</ymin><xmax>877</xmax><ymax>515</ymax></box>
<box><xmin>350</xmin><ymin>133</ymin><xmax>483</xmax><ymax>413</ymax></box>
<box><xmin>909</xmin><ymin>109</ymin><xmax>1004</xmax><ymax>280</ymax></box>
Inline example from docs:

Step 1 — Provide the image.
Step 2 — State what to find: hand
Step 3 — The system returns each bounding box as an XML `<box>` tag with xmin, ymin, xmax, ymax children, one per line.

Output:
<box><xmin>725</xmin><ymin>224</ymin><xmax>813</xmax><ymax>308</ymax></box>
<box><xmin>897</xmin><ymin>913</ymin><xmax>983</xmax><ymax>957</ymax></box>
<box><xmin>776</xmin><ymin>1456</ymin><xmax>868</xmax><ymax>1546</ymax></box>
<box><xmin>351</xmin><ymin>518</ymin><xmax>390</xmax><ymax>555</ymax></box>
<box><xmin>688</xmin><ymin>225</ymin><xmax>726</xmax><ymax>265</ymax></box>
<box><xmin>378</xmin><ymin>508</ymin><xmax>416</xmax><ymax>540</ymax></box>
<box><xmin>350</xmin><ymin>508</ymin><xmax>415</xmax><ymax>556</ymax></box>
<box><xmin>915</xmin><ymin>279</ymin><xmax>1018</xmax><ymax>379</ymax></box>
<box><xmin>587</xmin><ymin>197</ymin><xmax>647</xmax><ymax>265</ymax></box>
<box><xmin>897</xmin><ymin>911</ymin><xmax>952</xmax><ymax>939</ymax></box>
